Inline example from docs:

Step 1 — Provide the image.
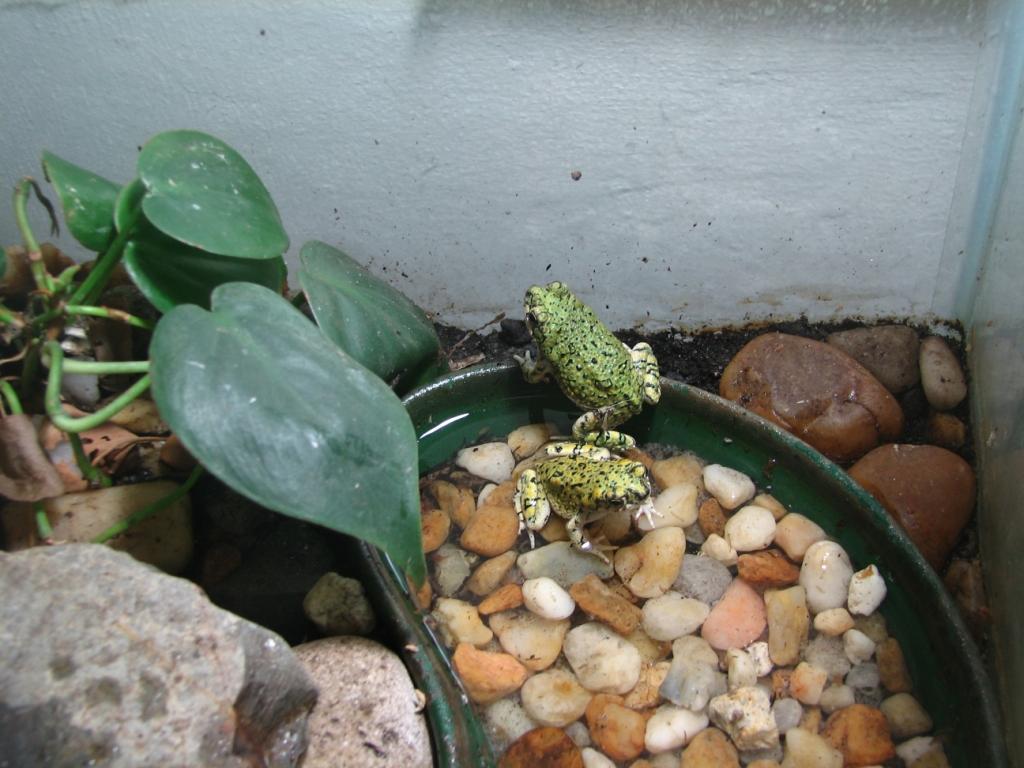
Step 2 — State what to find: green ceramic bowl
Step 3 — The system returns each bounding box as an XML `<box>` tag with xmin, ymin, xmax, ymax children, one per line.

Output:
<box><xmin>361</xmin><ymin>362</ymin><xmax>1006</xmax><ymax>767</ymax></box>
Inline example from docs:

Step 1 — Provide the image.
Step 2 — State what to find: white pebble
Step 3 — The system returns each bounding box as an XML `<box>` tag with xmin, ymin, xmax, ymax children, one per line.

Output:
<box><xmin>639</xmin><ymin>482</ymin><xmax>699</xmax><ymax>531</ymax></box>
<box><xmin>881</xmin><ymin>693</ymin><xmax>934</xmax><ymax>740</ymax></box>
<box><xmin>771</xmin><ymin>698</ymin><xmax>803</xmax><ymax>733</ymax></box>
<box><xmin>774</xmin><ymin>513</ymin><xmax>828</xmax><ymax>561</ymax></box>
<box><xmin>724</xmin><ymin>505</ymin><xmax>777</xmax><ymax>551</ymax></box>
<box><xmin>506</xmin><ymin>423</ymin><xmax>554</xmax><ymax>459</ymax></box>
<box><xmin>520</xmin><ymin>668</ymin><xmax>592</xmax><ymax>727</ymax></box>
<box><xmin>726</xmin><ymin>648</ymin><xmax>758</xmax><ymax>690</ymax></box>
<box><xmin>522</xmin><ymin>577</ymin><xmax>576</xmax><ymax>620</ymax></box>
<box><xmin>895</xmin><ymin>735</ymin><xmax>941</xmax><ymax>764</ymax></box>
<box><xmin>700</xmin><ymin>533</ymin><xmax>738</xmax><ymax>566</ymax></box>
<box><xmin>782</xmin><ymin>727</ymin><xmax>843</xmax><ymax>767</ymax></box>
<box><xmin>431</xmin><ymin>598</ymin><xmax>493</xmax><ymax>647</ymax></box>
<box><xmin>456</xmin><ymin>441</ymin><xmax>515</xmax><ymax>483</ymax></box>
<box><xmin>790</xmin><ymin>662</ymin><xmax>829</xmax><ymax>705</ymax></box>
<box><xmin>819</xmin><ymin>684</ymin><xmax>856</xmax><ymax>714</ymax></box>
<box><xmin>580</xmin><ymin>748</ymin><xmax>616</xmax><ymax>768</ymax></box>
<box><xmin>642</xmin><ymin>592</ymin><xmax>710</xmax><ymax>641</ymax></box>
<box><xmin>843</xmin><ymin>628</ymin><xmax>876</xmax><ymax>664</ymax></box>
<box><xmin>746</xmin><ymin>641</ymin><xmax>774</xmax><ymax>677</ymax></box>
<box><xmin>920</xmin><ymin>336</ymin><xmax>967</xmax><ymax>411</ymax></box>
<box><xmin>563</xmin><ymin>623</ymin><xmax>642</xmax><ymax>694</ymax></box>
<box><xmin>708</xmin><ymin>686</ymin><xmax>780</xmax><ymax>751</ymax></box>
<box><xmin>847</xmin><ymin>564</ymin><xmax>887</xmax><ymax>616</ymax></box>
<box><xmin>799</xmin><ymin>540</ymin><xmax>854</xmax><ymax>614</ymax></box>
<box><xmin>644</xmin><ymin>705</ymin><xmax>709</xmax><ymax>753</ymax></box>
<box><xmin>702</xmin><ymin>464</ymin><xmax>756</xmax><ymax>509</ymax></box>
<box><xmin>813</xmin><ymin>607</ymin><xmax>855</xmax><ymax>636</ymax></box>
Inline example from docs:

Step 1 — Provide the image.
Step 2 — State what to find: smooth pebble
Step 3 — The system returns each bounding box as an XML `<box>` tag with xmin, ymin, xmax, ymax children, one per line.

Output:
<box><xmin>642</xmin><ymin>592</ymin><xmax>710</xmax><ymax>641</ymax></box>
<box><xmin>522</xmin><ymin>577</ymin><xmax>576</xmax><ymax>620</ymax></box>
<box><xmin>724</xmin><ymin>505</ymin><xmax>777</xmax><ymax>552</ymax></box>
<box><xmin>456</xmin><ymin>441</ymin><xmax>515</xmax><ymax>483</ymax></box>
<box><xmin>799</xmin><ymin>540</ymin><xmax>854</xmax><ymax>614</ymax></box>
<box><xmin>563</xmin><ymin>623</ymin><xmax>643</xmax><ymax>694</ymax></box>
<box><xmin>645</xmin><ymin>706</ymin><xmax>709</xmax><ymax>753</ymax></box>
<box><xmin>702</xmin><ymin>464</ymin><xmax>756</xmax><ymax>509</ymax></box>
<box><xmin>847</xmin><ymin>564</ymin><xmax>887</xmax><ymax>616</ymax></box>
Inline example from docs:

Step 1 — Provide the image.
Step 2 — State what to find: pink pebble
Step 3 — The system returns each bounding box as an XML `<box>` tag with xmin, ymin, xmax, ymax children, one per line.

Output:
<box><xmin>700</xmin><ymin>578</ymin><xmax>767</xmax><ymax>650</ymax></box>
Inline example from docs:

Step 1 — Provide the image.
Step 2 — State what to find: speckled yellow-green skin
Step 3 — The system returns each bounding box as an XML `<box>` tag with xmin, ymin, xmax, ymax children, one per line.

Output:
<box><xmin>523</xmin><ymin>282</ymin><xmax>645</xmax><ymax>414</ymax></box>
<box><xmin>532</xmin><ymin>455</ymin><xmax>650</xmax><ymax>511</ymax></box>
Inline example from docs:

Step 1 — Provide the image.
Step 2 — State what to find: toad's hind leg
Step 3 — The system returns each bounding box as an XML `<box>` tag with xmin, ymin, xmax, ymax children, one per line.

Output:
<box><xmin>630</xmin><ymin>342</ymin><xmax>661</xmax><ymax>405</ymax></box>
<box><xmin>571</xmin><ymin>406</ymin><xmax>637</xmax><ymax>451</ymax></box>
<box><xmin>514</xmin><ymin>469</ymin><xmax>550</xmax><ymax>548</ymax></box>
<box><xmin>565</xmin><ymin>514</ymin><xmax>613</xmax><ymax>564</ymax></box>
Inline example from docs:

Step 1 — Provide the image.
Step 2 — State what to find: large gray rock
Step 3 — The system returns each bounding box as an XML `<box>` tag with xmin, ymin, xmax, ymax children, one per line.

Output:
<box><xmin>0</xmin><ymin>544</ymin><xmax>317</xmax><ymax>767</ymax></box>
<box><xmin>294</xmin><ymin>637</ymin><xmax>432</xmax><ymax>768</ymax></box>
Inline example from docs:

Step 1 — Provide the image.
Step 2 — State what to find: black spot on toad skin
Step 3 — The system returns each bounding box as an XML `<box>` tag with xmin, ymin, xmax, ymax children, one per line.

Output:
<box><xmin>49</xmin><ymin>655</ymin><xmax>76</xmax><ymax>680</ymax></box>
<box><xmin>85</xmin><ymin>677</ymin><xmax>122</xmax><ymax>707</ymax></box>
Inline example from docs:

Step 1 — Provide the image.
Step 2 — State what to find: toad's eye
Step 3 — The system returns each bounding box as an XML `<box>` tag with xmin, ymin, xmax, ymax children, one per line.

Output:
<box><xmin>525</xmin><ymin>312</ymin><xmax>538</xmax><ymax>325</ymax></box>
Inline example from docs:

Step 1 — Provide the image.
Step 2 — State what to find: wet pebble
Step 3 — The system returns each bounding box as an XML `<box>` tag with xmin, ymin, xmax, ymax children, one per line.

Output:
<box><xmin>520</xmin><ymin>668</ymin><xmax>593</xmax><ymax>727</ymax></box>
<box><xmin>452</xmin><ymin>643</ymin><xmax>528</xmax><ymax>704</ymax></box>
<box><xmin>569</xmin><ymin>573</ymin><xmax>642</xmax><ymax>635</ymax></box>
<box><xmin>580</xmin><ymin>747</ymin><xmax>616</xmax><ymax>768</ymax></box>
<box><xmin>651</xmin><ymin>453</ymin><xmax>705</xmax><ymax>490</ymax></box>
<box><xmin>507</xmin><ymin>423</ymin><xmax>554</xmax><ymax>459</ymax></box>
<box><xmin>790</xmin><ymin>662</ymin><xmax>828</xmax><ymax>705</ymax></box>
<box><xmin>700</xmin><ymin>533</ymin><xmax>738</xmax><ymax>566</ymax></box>
<box><xmin>880</xmin><ymin>692</ymin><xmax>933</xmax><ymax>739</ymax></box>
<box><xmin>456</xmin><ymin>441</ymin><xmax>515</xmax><ymax>483</ymax></box>
<box><xmin>645</xmin><ymin>705</ymin><xmax>710</xmax><ymax>753</ymax></box>
<box><xmin>771</xmin><ymin>698</ymin><xmax>803</xmax><ymax>734</ymax></box>
<box><xmin>478</xmin><ymin>583</ymin><xmax>524</xmax><ymax>615</ymax></box>
<box><xmin>773</xmin><ymin>513</ymin><xmax>827</xmax><ymax>562</ymax></box>
<box><xmin>432</xmin><ymin>597</ymin><xmax>492</xmax><ymax>647</ymax></box>
<box><xmin>641</xmin><ymin>591</ymin><xmax>710</xmax><ymax>641</ymax></box>
<box><xmin>483</xmin><ymin>698</ymin><xmax>534</xmax><ymax>753</ymax></box>
<box><xmin>660</xmin><ymin>654</ymin><xmax>725</xmax><ymax>711</ymax></box>
<box><xmin>585</xmin><ymin>693</ymin><xmax>647</xmax><ymax>761</ymax></box>
<box><xmin>780</xmin><ymin>726</ymin><xmax>843</xmax><ymax>767</ymax></box>
<box><xmin>432</xmin><ymin>543</ymin><xmax>475</xmax><ymax>596</ymax></box>
<box><xmin>673</xmin><ymin>553</ymin><xmax>733</xmax><ymax>604</ymax></box>
<box><xmin>302</xmin><ymin>572</ymin><xmax>376</xmax><ymax>636</ymax></box>
<box><xmin>489</xmin><ymin>609</ymin><xmax>569</xmax><ymax>671</ymax></box>
<box><xmin>460</xmin><ymin>502</ymin><xmax>519</xmax><ymax>557</ymax></box>
<box><xmin>500</xmin><ymin>726</ymin><xmax>585</xmax><ymax>768</ymax></box>
<box><xmin>680</xmin><ymin>727</ymin><xmax>739</xmax><ymax>767</ymax></box>
<box><xmin>819</xmin><ymin>684</ymin><xmax>855</xmax><ymax>714</ymax></box>
<box><xmin>522</xmin><ymin>576</ymin><xmax>576</xmax><ymax>620</ymax></box>
<box><xmin>821</xmin><ymin>704</ymin><xmax>896</xmax><ymax>765</ymax></box>
<box><xmin>701</xmin><ymin>578</ymin><xmax>767</xmax><ymax>651</ymax></box>
<box><xmin>708</xmin><ymin>686</ymin><xmax>779</xmax><ymax>751</ymax></box>
<box><xmin>564</xmin><ymin>622</ymin><xmax>643</xmax><ymax>694</ymax></box>
<box><xmin>799</xmin><ymin>541</ymin><xmax>853</xmax><ymax>614</ymax></box>
<box><xmin>615</xmin><ymin>527</ymin><xmax>685</xmax><ymax>599</ymax></box>
<box><xmin>764</xmin><ymin>585</ymin><xmax>809</xmax><ymax>666</ymax></box>
<box><xmin>738</xmin><ymin>549</ymin><xmax>801</xmax><ymax>589</ymax></box>
<box><xmin>639</xmin><ymin>482</ymin><xmax>699</xmax><ymax>531</ymax></box>
<box><xmin>702</xmin><ymin>464</ymin><xmax>756</xmax><ymax>510</ymax></box>
<box><xmin>842</xmin><ymin>628</ymin><xmax>876</xmax><ymax>664</ymax></box>
<box><xmin>465</xmin><ymin>550</ymin><xmax>518</xmax><ymax>597</ymax></box>
<box><xmin>813</xmin><ymin>607</ymin><xmax>855</xmax><ymax>636</ymax></box>
<box><xmin>518</xmin><ymin>541</ymin><xmax>614</xmax><ymax>588</ymax></box>
<box><xmin>724</xmin><ymin>505</ymin><xmax>777</xmax><ymax>552</ymax></box>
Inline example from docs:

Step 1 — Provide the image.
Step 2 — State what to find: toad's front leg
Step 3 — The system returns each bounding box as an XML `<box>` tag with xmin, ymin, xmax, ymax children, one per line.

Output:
<box><xmin>514</xmin><ymin>468</ymin><xmax>550</xmax><ymax>548</ymax></box>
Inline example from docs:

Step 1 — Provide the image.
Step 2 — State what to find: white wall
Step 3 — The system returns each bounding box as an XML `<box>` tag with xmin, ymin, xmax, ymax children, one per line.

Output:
<box><xmin>0</xmin><ymin>0</ymin><xmax>984</xmax><ymax>328</ymax></box>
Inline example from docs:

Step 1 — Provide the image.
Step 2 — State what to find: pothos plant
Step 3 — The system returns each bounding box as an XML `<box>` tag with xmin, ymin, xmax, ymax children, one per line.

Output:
<box><xmin>1</xmin><ymin>130</ymin><xmax>440</xmax><ymax>584</ymax></box>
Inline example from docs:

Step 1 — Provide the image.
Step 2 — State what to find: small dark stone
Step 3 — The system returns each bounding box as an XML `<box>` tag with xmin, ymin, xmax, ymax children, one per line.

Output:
<box><xmin>499</xmin><ymin>318</ymin><xmax>532</xmax><ymax>347</ymax></box>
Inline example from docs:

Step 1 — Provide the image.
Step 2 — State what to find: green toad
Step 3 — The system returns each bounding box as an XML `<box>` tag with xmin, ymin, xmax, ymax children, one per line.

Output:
<box><xmin>514</xmin><ymin>441</ymin><xmax>656</xmax><ymax>562</ymax></box>
<box><xmin>516</xmin><ymin>281</ymin><xmax>661</xmax><ymax>448</ymax></box>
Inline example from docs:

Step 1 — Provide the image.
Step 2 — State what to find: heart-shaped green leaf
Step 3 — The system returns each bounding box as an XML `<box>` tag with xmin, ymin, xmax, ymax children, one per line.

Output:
<box><xmin>118</xmin><ymin>178</ymin><xmax>285</xmax><ymax>312</ymax></box>
<box><xmin>137</xmin><ymin>130</ymin><xmax>288</xmax><ymax>259</ymax></box>
<box><xmin>150</xmin><ymin>282</ymin><xmax>426</xmax><ymax>583</ymax></box>
<box><xmin>41</xmin><ymin>151</ymin><xmax>120</xmax><ymax>252</ymax></box>
<box><xmin>299</xmin><ymin>241</ymin><xmax>441</xmax><ymax>383</ymax></box>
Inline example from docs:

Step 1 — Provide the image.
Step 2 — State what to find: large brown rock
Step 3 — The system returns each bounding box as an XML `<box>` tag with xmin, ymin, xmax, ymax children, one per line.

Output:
<box><xmin>719</xmin><ymin>333</ymin><xmax>904</xmax><ymax>462</ymax></box>
<box><xmin>825</xmin><ymin>325</ymin><xmax>920</xmax><ymax>394</ymax></box>
<box><xmin>848</xmin><ymin>444</ymin><xmax>975</xmax><ymax>569</ymax></box>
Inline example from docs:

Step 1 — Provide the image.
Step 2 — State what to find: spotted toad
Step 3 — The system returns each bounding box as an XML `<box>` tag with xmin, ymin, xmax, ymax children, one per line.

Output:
<box><xmin>516</xmin><ymin>281</ymin><xmax>661</xmax><ymax>448</ymax></box>
<box><xmin>514</xmin><ymin>441</ymin><xmax>657</xmax><ymax>562</ymax></box>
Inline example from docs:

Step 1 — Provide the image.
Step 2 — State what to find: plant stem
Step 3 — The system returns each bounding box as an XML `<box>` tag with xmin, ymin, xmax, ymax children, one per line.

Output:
<box><xmin>0</xmin><ymin>380</ymin><xmax>23</xmax><ymax>414</ymax></box>
<box><xmin>69</xmin><ymin>199</ymin><xmax>143</xmax><ymax>306</ymax></box>
<box><xmin>13</xmin><ymin>178</ymin><xmax>54</xmax><ymax>293</ymax></box>
<box><xmin>42</xmin><ymin>341</ymin><xmax>151</xmax><ymax>433</ymax></box>
<box><xmin>63</xmin><ymin>304</ymin><xmax>155</xmax><ymax>332</ymax></box>
<box><xmin>34</xmin><ymin>502</ymin><xmax>54</xmax><ymax>541</ymax></box>
<box><xmin>0</xmin><ymin>303</ymin><xmax>22</xmax><ymax>328</ymax></box>
<box><xmin>69</xmin><ymin>432</ymin><xmax>111</xmax><ymax>488</ymax></box>
<box><xmin>93</xmin><ymin>464</ymin><xmax>204</xmax><ymax>543</ymax></box>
